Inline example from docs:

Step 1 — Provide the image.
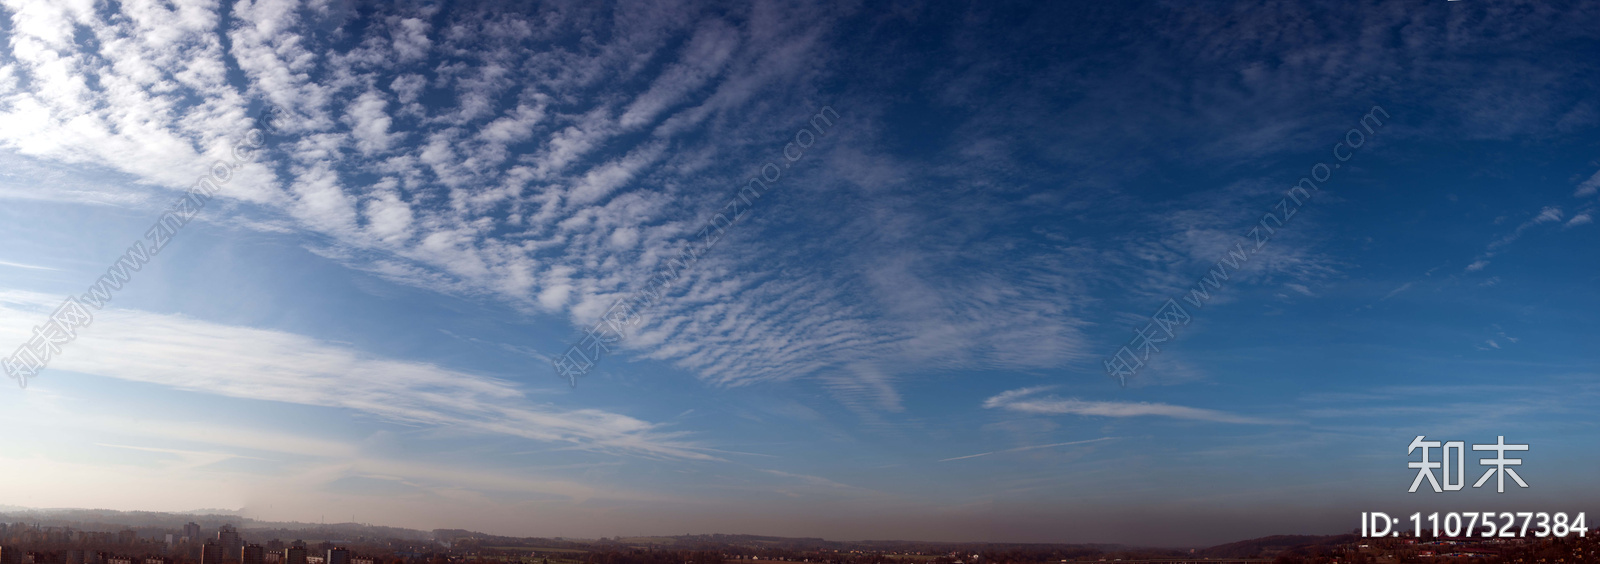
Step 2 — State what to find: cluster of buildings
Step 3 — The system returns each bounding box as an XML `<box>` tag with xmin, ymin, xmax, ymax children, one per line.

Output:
<box><xmin>0</xmin><ymin>523</ymin><xmax>379</xmax><ymax>564</ymax></box>
<box><xmin>194</xmin><ymin>525</ymin><xmax>357</xmax><ymax>564</ymax></box>
<box><xmin>0</xmin><ymin>523</ymin><xmax>144</xmax><ymax>547</ymax></box>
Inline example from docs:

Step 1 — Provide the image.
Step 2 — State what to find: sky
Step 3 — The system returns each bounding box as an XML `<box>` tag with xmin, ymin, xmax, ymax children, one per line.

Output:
<box><xmin>0</xmin><ymin>0</ymin><xmax>1597</xmax><ymax>548</ymax></box>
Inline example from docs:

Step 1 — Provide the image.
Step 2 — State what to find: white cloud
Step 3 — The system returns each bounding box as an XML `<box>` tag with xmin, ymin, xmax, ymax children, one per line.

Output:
<box><xmin>363</xmin><ymin>180</ymin><xmax>416</xmax><ymax>243</ymax></box>
<box><xmin>391</xmin><ymin>73</ymin><xmax>426</xmax><ymax>104</ymax></box>
<box><xmin>939</xmin><ymin>437</ymin><xmax>1117</xmax><ymax>462</ymax></box>
<box><xmin>1383</xmin><ymin>281</ymin><xmax>1415</xmax><ymax>298</ymax></box>
<box><xmin>1576</xmin><ymin>169</ymin><xmax>1600</xmax><ymax>198</ymax></box>
<box><xmin>0</xmin><ymin>0</ymin><xmax>257</xmax><ymax>195</ymax></box>
<box><xmin>288</xmin><ymin>161</ymin><xmax>359</xmax><ymax>233</ymax></box>
<box><xmin>0</xmin><ymin>0</ymin><xmax>873</xmax><ymax>399</ymax></box>
<box><xmin>346</xmin><ymin>89</ymin><xmax>399</xmax><ymax>156</ymax></box>
<box><xmin>564</xmin><ymin>142</ymin><xmax>667</xmax><ymax>206</ymax></box>
<box><xmin>0</xmin><ymin>0</ymin><xmax>1104</xmax><ymax>414</ymax></box>
<box><xmin>0</xmin><ymin>259</ymin><xmax>57</xmax><ymax>271</ymax></box>
<box><xmin>618</xmin><ymin>20</ymin><xmax>739</xmax><ymax>130</ymax></box>
<box><xmin>1533</xmin><ymin>206</ymin><xmax>1564</xmax><ymax>224</ymax></box>
<box><xmin>391</xmin><ymin>17</ymin><xmax>432</xmax><ymax>62</ymax></box>
<box><xmin>983</xmin><ymin>387</ymin><xmax>1283</xmax><ymax>425</ymax></box>
<box><xmin>0</xmin><ymin>290</ymin><xmax>710</xmax><ymax>460</ymax></box>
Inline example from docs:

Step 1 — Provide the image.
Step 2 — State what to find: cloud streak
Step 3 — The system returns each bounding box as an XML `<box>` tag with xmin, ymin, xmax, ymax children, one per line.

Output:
<box><xmin>0</xmin><ymin>290</ymin><xmax>710</xmax><ymax>460</ymax></box>
<box><xmin>939</xmin><ymin>437</ymin><xmax>1117</xmax><ymax>462</ymax></box>
<box><xmin>983</xmin><ymin>387</ymin><xmax>1284</xmax><ymax>425</ymax></box>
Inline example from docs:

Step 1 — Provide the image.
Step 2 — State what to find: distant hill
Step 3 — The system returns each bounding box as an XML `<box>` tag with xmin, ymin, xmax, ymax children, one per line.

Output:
<box><xmin>433</xmin><ymin>531</ymin><xmax>1127</xmax><ymax>556</ymax></box>
<box><xmin>0</xmin><ymin>507</ymin><xmax>432</xmax><ymax>541</ymax></box>
<box><xmin>1</xmin><ymin>505</ymin><xmax>1354</xmax><ymax>558</ymax></box>
<box><xmin>1198</xmin><ymin>534</ymin><xmax>1356</xmax><ymax>559</ymax></box>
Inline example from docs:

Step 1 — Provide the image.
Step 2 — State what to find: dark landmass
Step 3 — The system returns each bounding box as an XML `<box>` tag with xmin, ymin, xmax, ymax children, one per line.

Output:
<box><xmin>2</xmin><ymin>507</ymin><xmax>1591</xmax><ymax>562</ymax></box>
<box><xmin>0</xmin><ymin>508</ymin><xmax>432</xmax><ymax>541</ymax></box>
<box><xmin>1195</xmin><ymin>534</ymin><xmax>1356</xmax><ymax>559</ymax></box>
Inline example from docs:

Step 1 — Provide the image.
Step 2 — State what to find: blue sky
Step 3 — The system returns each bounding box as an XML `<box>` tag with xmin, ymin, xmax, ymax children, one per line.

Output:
<box><xmin>0</xmin><ymin>0</ymin><xmax>1597</xmax><ymax>547</ymax></box>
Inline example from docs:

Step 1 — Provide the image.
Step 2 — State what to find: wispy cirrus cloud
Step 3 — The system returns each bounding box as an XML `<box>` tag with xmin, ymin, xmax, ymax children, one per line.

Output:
<box><xmin>1383</xmin><ymin>281</ymin><xmax>1415</xmax><ymax>299</ymax></box>
<box><xmin>2</xmin><ymin>0</ymin><xmax>1596</xmax><ymax>431</ymax></box>
<box><xmin>982</xmin><ymin>387</ymin><xmax>1285</xmax><ymax>425</ymax></box>
<box><xmin>0</xmin><ymin>259</ymin><xmax>56</xmax><ymax>271</ymax></box>
<box><xmin>0</xmin><ymin>0</ymin><xmax>923</xmax><ymax>399</ymax></box>
<box><xmin>1462</xmin><ymin>199</ymin><xmax>1592</xmax><ymax>274</ymax></box>
<box><xmin>0</xmin><ymin>290</ymin><xmax>709</xmax><ymax>460</ymax></box>
<box><xmin>939</xmin><ymin>436</ymin><xmax>1117</xmax><ymax>462</ymax></box>
<box><xmin>1575</xmin><ymin>169</ymin><xmax>1600</xmax><ymax>198</ymax></box>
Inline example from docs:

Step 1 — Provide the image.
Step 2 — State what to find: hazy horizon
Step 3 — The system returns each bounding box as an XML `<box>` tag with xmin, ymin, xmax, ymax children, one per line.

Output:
<box><xmin>0</xmin><ymin>504</ymin><xmax>1343</xmax><ymax>548</ymax></box>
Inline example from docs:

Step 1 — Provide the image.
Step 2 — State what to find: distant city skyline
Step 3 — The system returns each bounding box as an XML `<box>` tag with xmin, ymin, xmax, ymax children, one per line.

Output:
<box><xmin>1</xmin><ymin>517</ymin><xmax>383</xmax><ymax>564</ymax></box>
<box><xmin>0</xmin><ymin>0</ymin><xmax>1597</xmax><ymax>548</ymax></box>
